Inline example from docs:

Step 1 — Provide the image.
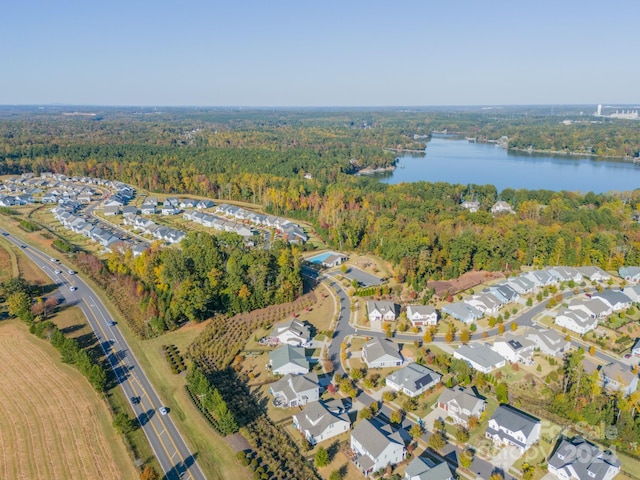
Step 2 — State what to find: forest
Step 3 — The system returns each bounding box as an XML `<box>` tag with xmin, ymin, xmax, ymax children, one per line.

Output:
<box><xmin>2</xmin><ymin>106</ymin><xmax>640</xmax><ymax>292</ymax></box>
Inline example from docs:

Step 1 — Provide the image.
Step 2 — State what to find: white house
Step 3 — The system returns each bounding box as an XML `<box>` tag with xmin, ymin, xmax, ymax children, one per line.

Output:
<box><xmin>437</xmin><ymin>387</ymin><xmax>486</xmax><ymax>428</ymax></box>
<box><xmin>269</xmin><ymin>372</ymin><xmax>319</xmax><ymax>408</ymax></box>
<box><xmin>619</xmin><ymin>266</ymin><xmax>640</xmax><ymax>283</ymax></box>
<box><xmin>490</xmin><ymin>333</ymin><xmax>535</xmax><ymax>364</ymax></box>
<box><xmin>525</xmin><ymin>328</ymin><xmax>570</xmax><ymax>357</ymax></box>
<box><xmin>362</xmin><ymin>337</ymin><xmax>403</xmax><ymax>369</ymax></box>
<box><xmin>385</xmin><ymin>363</ymin><xmax>441</xmax><ymax>397</ymax></box>
<box><xmin>577</xmin><ymin>266</ymin><xmax>611</xmax><ymax>282</ymax></box>
<box><xmin>491</xmin><ymin>201</ymin><xmax>515</xmax><ymax>215</ymax></box>
<box><xmin>269</xmin><ymin>318</ymin><xmax>311</xmax><ymax>346</ymax></box>
<box><xmin>367</xmin><ymin>301</ymin><xmax>398</xmax><ymax>323</ymax></box>
<box><xmin>465</xmin><ymin>293</ymin><xmax>502</xmax><ymax>316</ymax></box>
<box><xmin>269</xmin><ymin>345</ymin><xmax>309</xmax><ymax>376</ymax></box>
<box><xmin>461</xmin><ymin>200</ymin><xmax>480</xmax><ymax>212</ymax></box>
<box><xmin>555</xmin><ymin>308</ymin><xmax>598</xmax><ymax>335</ymax></box>
<box><xmin>351</xmin><ymin>419</ymin><xmax>405</xmax><ymax>477</ymax></box>
<box><xmin>590</xmin><ymin>290</ymin><xmax>632</xmax><ymax>312</ymax></box>
<box><xmin>547</xmin><ymin>436</ymin><xmax>620</xmax><ymax>480</ymax></box>
<box><xmin>404</xmin><ymin>456</ymin><xmax>453</xmax><ymax>480</ymax></box>
<box><xmin>406</xmin><ymin>305</ymin><xmax>438</xmax><ymax>327</ymax></box>
<box><xmin>442</xmin><ymin>302</ymin><xmax>483</xmax><ymax>324</ymax></box>
<box><xmin>599</xmin><ymin>363</ymin><xmax>639</xmax><ymax>397</ymax></box>
<box><xmin>453</xmin><ymin>343</ymin><xmax>506</xmax><ymax>373</ymax></box>
<box><xmin>292</xmin><ymin>400</ymin><xmax>350</xmax><ymax>445</ymax></box>
<box><xmin>486</xmin><ymin>405</ymin><xmax>541</xmax><ymax>454</ymax></box>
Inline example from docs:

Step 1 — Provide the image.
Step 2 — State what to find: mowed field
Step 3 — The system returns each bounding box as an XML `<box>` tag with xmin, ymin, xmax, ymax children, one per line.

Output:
<box><xmin>0</xmin><ymin>320</ymin><xmax>138</xmax><ymax>480</ymax></box>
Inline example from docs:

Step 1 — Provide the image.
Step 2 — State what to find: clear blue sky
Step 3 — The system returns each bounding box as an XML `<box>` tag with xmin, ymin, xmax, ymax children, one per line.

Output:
<box><xmin>2</xmin><ymin>0</ymin><xmax>638</xmax><ymax>106</ymax></box>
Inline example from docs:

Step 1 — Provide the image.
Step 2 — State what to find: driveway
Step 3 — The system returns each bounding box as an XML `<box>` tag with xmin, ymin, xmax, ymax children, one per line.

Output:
<box><xmin>343</xmin><ymin>267</ymin><xmax>383</xmax><ymax>287</ymax></box>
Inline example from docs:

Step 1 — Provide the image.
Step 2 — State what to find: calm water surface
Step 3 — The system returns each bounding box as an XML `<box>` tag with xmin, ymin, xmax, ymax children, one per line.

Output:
<box><xmin>380</xmin><ymin>136</ymin><xmax>640</xmax><ymax>193</ymax></box>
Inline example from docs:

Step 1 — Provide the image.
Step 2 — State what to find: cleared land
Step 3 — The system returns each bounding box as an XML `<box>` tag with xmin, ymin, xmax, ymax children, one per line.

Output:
<box><xmin>0</xmin><ymin>320</ymin><xmax>137</xmax><ymax>480</ymax></box>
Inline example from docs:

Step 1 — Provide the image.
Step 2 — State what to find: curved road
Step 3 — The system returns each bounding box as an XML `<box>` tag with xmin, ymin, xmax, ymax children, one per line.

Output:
<box><xmin>1</xmin><ymin>228</ymin><xmax>205</xmax><ymax>480</ymax></box>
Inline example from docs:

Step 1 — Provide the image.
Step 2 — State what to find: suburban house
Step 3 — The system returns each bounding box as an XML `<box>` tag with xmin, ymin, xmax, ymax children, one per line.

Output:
<box><xmin>321</xmin><ymin>253</ymin><xmax>348</xmax><ymax>268</ymax></box>
<box><xmin>367</xmin><ymin>301</ymin><xmax>399</xmax><ymax>323</ymax></box>
<box><xmin>599</xmin><ymin>363</ymin><xmax>638</xmax><ymax>397</ymax></box>
<box><xmin>490</xmin><ymin>333</ymin><xmax>535</xmax><ymax>364</ymax></box>
<box><xmin>524</xmin><ymin>269</ymin><xmax>557</xmax><ymax>288</ymax></box>
<box><xmin>577</xmin><ymin>266</ymin><xmax>611</xmax><ymax>282</ymax></box>
<box><xmin>568</xmin><ymin>297</ymin><xmax>612</xmax><ymax>319</ymax></box>
<box><xmin>437</xmin><ymin>387</ymin><xmax>486</xmax><ymax>428</ymax></box>
<box><xmin>103</xmin><ymin>205</ymin><xmax>120</xmax><ymax>216</ymax></box>
<box><xmin>406</xmin><ymin>305</ymin><xmax>438</xmax><ymax>327</ymax></box>
<box><xmin>632</xmin><ymin>338</ymin><xmax>640</xmax><ymax>356</ymax></box>
<box><xmin>350</xmin><ymin>419</ymin><xmax>406</xmax><ymax>477</ymax></box>
<box><xmin>590</xmin><ymin>290</ymin><xmax>632</xmax><ymax>312</ymax></box>
<box><xmin>269</xmin><ymin>318</ymin><xmax>311</xmax><ymax>346</ymax></box>
<box><xmin>269</xmin><ymin>345</ymin><xmax>309</xmax><ymax>376</ymax></box>
<box><xmin>362</xmin><ymin>337</ymin><xmax>403</xmax><ymax>369</ymax></box>
<box><xmin>453</xmin><ymin>343</ymin><xmax>506</xmax><ymax>373</ymax></box>
<box><xmin>507</xmin><ymin>276</ymin><xmax>536</xmax><ymax>295</ymax></box>
<box><xmin>488</xmin><ymin>283</ymin><xmax>520</xmax><ymax>304</ymax></box>
<box><xmin>525</xmin><ymin>328</ymin><xmax>570</xmax><ymax>357</ymax></box>
<box><xmin>548</xmin><ymin>436</ymin><xmax>620</xmax><ymax>480</ymax></box>
<box><xmin>404</xmin><ymin>456</ymin><xmax>453</xmax><ymax>480</ymax></box>
<box><xmin>554</xmin><ymin>308</ymin><xmax>598</xmax><ymax>335</ymax></box>
<box><xmin>292</xmin><ymin>400</ymin><xmax>350</xmax><ymax>445</ymax></box>
<box><xmin>622</xmin><ymin>285</ymin><xmax>640</xmax><ymax>303</ymax></box>
<box><xmin>442</xmin><ymin>302</ymin><xmax>483</xmax><ymax>324</ymax></box>
<box><xmin>269</xmin><ymin>372</ymin><xmax>319</xmax><ymax>408</ymax></box>
<box><xmin>486</xmin><ymin>405</ymin><xmax>541</xmax><ymax>454</ymax></box>
<box><xmin>140</xmin><ymin>204</ymin><xmax>156</xmax><ymax>215</ymax></box>
<box><xmin>386</xmin><ymin>363</ymin><xmax>441</xmax><ymax>397</ymax></box>
<box><xmin>465</xmin><ymin>293</ymin><xmax>502</xmax><ymax>316</ymax></box>
<box><xmin>548</xmin><ymin>266</ymin><xmax>583</xmax><ymax>283</ymax></box>
<box><xmin>196</xmin><ymin>199</ymin><xmax>215</xmax><ymax>209</ymax></box>
<box><xmin>491</xmin><ymin>201</ymin><xmax>515</xmax><ymax>215</ymax></box>
<box><xmin>619</xmin><ymin>266</ymin><xmax>640</xmax><ymax>283</ymax></box>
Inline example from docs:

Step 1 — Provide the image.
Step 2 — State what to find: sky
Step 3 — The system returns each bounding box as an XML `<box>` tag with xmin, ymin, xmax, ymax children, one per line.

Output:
<box><xmin>2</xmin><ymin>0</ymin><xmax>638</xmax><ymax>107</ymax></box>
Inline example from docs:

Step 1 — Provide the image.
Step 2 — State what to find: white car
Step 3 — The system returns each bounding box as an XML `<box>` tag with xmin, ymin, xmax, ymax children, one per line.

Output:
<box><xmin>54</xmin><ymin>270</ymin><xmax>62</xmax><ymax>275</ymax></box>
<box><xmin>69</xmin><ymin>286</ymin><xmax>77</xmax><ymax>291</ymax></box>
<box><xmin>68</xmin><ymin>270</ymin><xmax>76</xmax><ymax>275</ymax></box>
<box><xmin>159</xmin><ymin>407</ymin><xmax>168</xmax><ymax>416</ymax></box>
<box><xmin>50</xmin><ymin>258</ymin><xmax>58</xmax><ymax>262</ymax></box>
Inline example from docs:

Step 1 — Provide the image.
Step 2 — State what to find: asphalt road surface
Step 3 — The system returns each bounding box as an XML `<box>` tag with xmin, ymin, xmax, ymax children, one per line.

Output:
<box><xmin>1</xmin><ymin>229</ymin><xmax>205</xmax><ymax>480</ymax></box>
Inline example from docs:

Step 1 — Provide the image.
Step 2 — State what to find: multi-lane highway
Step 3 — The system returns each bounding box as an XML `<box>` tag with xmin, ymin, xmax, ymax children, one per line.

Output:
<box><xmin>0</xmin><ymin>229</ymin><xmax>205</xmax><ymax>480</ymax></box>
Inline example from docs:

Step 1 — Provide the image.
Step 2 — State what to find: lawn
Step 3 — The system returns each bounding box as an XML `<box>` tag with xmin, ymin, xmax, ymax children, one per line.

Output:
<box><xmin>0</xmin><ymin>320</ymin><xmax>138</xmax><ymax>480</ymax></box>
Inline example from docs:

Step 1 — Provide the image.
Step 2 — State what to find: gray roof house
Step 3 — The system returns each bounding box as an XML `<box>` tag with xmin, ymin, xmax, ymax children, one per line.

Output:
<box><xmin>525</xmin><ymin>328</ymin><xmax>570</xmax><ymax>357</ymax></box>
<box><xmin>442</xmin><ymin>301</ymin><xmax>483</xmax><ymax>324</ymax></box>
<box><xmin>507</xmin><ymin>276</ymin><xmax>536</xmax><ymax>294</ymax></box>
<box><xmin>406</xmin><ymin>305</ymin><xmax>438</xmax><ymax>327</ymax></box>
<box><xmin>362</xmin><ymin>337</ymin><xmax>403</xmax><ymax>369</ymax></box>
<box><xmin>548</xmin><ymin>266</ymin><xmax>583</xmax><ymax>282</ymax></box>
<box><xmin>590</xmin><ymin>290</ymin><xmax>632</xmax><ymax>312</ymax></box>
<box><xmin>577</xmin><ymin>266</ymin><xmax>611</xmax><ymax>282</ymax></box>
<box><xmin>269</xmin><ymin>372</ymin><xmax>319</xmax><ymax>408</ymax></box>
<box><xmin>488</xmin><ymin>283</ymin><xmax>520</xmax><ymax>304</ymax></box>
<box><xmin>269</xmin><ymin>318</ymin><xmax>311</xmax><ymax>346</ymax></box>
<box><xmin>367</xmin><ymin>301</ymin><xmax>398</xmax><ymax>323</ymax></box>
<box><xmin>555</xmin><ymin>308</ymin><xmax>598</xmax><ymax>335</ymax></box>
<box><xmin>490</xmin><ymin>333</ymin><xmax>535</xmax><ymax>364</ymax></box>
<box><xmin>632</xmin><ymin>337</ymin><xmax>640</xmax><ymax>356</ymax></box>
<box><xmin>350</xmin><ymin>419</ymin><xmax>405</xmax><ymax>477</ymax></box>
<box><xmin>404</xmin><ymin>456</ymin><xmax>453</xmax><ymax>480</ymax></box>
<box><xmin>269</xmin><ymin>345</ymin><xmax>309</xmax><ymax>376</ymax></box>
<box><xmin>486</xmin><ymin>405</ymin><xmax>541</xmax><ymax>454</ymax></box>
<box><xmin>548</xmin><ymin>436</ymin><xmax>620</xmax><ymax>480</ymax></box>
<box><xmin>453</xmin><ymin>343</ymin><xmax>506</xmax><ymax>374</ymax></box>
<box><xmin>599</xmin><ymin>363</ymin><xmax>638</xmax><ymax>397</ymax></box>
<box><xmin>619</xmin><ymin>266</ymin><xmax>640</xmax><ymax>283</ymax></box>
<box><xmin>622</xmin><ymin>285</ymin><xmax>640</xmax><ymax>303</ymax></box>
<box><xmin>437</xmin><ymin>387</ymin><xmax>486</xmax><ymax>428</ymax></box>
<box><xmin>292</xmin><ymin>400</ymin><xmax>350</xmax><ymax>445</ymax></box>
<box><xmin>386</xmin><ymin>363</ymin><xmax>441</xmax><ymax>397</ymax></box>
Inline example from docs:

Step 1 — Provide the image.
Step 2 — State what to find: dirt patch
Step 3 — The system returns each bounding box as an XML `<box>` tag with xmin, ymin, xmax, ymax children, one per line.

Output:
<box><xmin>430</xmin><ymin>270</ymin><xmax>505</xmax><ymax>298</ymax></box>
<box><xmin>226</xmin><ymin>432</ymin><xmax>251</xmax><ymax>453</ymax></box>
<box><xmin>0</xmin><ymin>320</ymin><xmax>137</xmax><ymax>480</ymax></box>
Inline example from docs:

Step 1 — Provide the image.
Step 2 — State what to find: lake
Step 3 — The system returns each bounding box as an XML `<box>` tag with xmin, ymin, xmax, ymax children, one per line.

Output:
<box><xmin>379</xmin><ymin>136</ymin><xmax>640</xmax><ymax>193</ymax></box>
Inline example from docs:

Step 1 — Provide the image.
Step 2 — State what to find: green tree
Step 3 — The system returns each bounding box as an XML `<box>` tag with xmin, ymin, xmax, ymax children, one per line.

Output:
<box><xmin>409</xmin><ymin>424</ymin><xmax>423</xmax><ymax>439</ymax></box>
<box><xmin>428</xmin><ymin>431</ymin><xmax>446</xmax><ymax>451</ymax></box>
<box><xmin>496</xmin><ymin>382</ymin><xmax>509</xmax><ymax>404</ymax></box>
<box><xmin>460</xmin><ymin>448</ymin><xmax>474</xmax><ymax>469</ymax></box>
<box><xmin>113</xmin><ymin>412</ymin><xmax>134</xmax><ymax>435</ymax></box>
<box><xmin>315</xmin><ymin>446</ymin><xmax>329</xmax><ymax>468</ymax></box>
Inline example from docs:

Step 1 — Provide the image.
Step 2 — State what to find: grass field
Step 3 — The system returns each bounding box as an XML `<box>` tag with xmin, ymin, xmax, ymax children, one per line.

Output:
<box><xmin>0</xmin><ymin>320</ymin><xmax>138</xmax><ymax>480</ymax></box>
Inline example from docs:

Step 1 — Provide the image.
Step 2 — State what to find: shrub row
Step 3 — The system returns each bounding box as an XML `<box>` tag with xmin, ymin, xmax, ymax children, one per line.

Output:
<box><xmin>162</xmin><ymin>344</ymin><xmax>186</xmax><ymax>374</ymax></box>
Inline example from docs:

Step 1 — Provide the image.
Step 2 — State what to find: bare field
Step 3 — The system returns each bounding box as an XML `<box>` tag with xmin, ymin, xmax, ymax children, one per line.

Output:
<box><xmin>0</xmin><ymin>321</ymin><xmax>137</xmax><ymax>480</ymax></box>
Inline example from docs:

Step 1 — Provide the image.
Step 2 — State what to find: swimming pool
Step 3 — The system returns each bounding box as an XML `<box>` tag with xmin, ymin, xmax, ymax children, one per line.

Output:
<box><xmin>308</xmin><ymin>251</ymin><xmax>340</xmax><ymax>264</ymax></box>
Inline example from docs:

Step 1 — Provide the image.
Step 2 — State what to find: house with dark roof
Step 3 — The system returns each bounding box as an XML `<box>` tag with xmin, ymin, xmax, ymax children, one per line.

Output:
<box><xmin>292</xmin><ymin>400</ymin><xmax>350</xmax><ymax>445</ymax></box>
<box><xmin>385</xmin><ymin>363</ymin><xmax>441</xmax><ymax>397</ymax></box>
<box><xmin>437</xmin><ymin>387</ymin><xmax>486</xmax><ymax>428</ymax></box>
<box><xmin>362</xmin><ymin>337</ymin><xmax>403</xmax><ymax>369</ymax></box>
<box><xmin>269</xmin><ymin>372</ymin><xmax>319</xmax><ymax>408</ymax></box>
<box><xmin>404</xmin><ymin>456</ymin><xmax>453</xmax><ymax>480</ymax></box>
<box><xmin>548</xmin><ymin>436</ymin><xmax>620</xmax><ymax>480</ymax></box>
<box><xmin>350</xmin><ymin>419</ymin><xmax>405</xmax><ymax>477</ymax></box>
<box><xmin>486</xmin><ymin>405</ymin><xmax>541</xmax><ymax>454</ymax></box>
<box><xmin>632</xmin><ymin>337</ymin><xmax>640</xmax><ymax>356</ymax></box>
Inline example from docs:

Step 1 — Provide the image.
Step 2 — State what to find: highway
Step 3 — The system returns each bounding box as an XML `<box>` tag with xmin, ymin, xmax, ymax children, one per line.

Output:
<box><xmin>0</xmin><ymin>229</ymin><xmax>205</xmax><ymax>480</ymax></box>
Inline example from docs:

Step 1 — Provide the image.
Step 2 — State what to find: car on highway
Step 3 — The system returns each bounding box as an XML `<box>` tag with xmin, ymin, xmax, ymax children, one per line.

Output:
<box><xmin>108</xmin><ymin>321</ymin><xmax>117</xmax><ymax>327</ymax></box>
<box><xmin>69</xmin><ymin>286</ymin><xmax>77</xmax><ymax>291</ymax></box>
<box><xmin>159</xmin><ymin>407</ymin><xmax>168</xmax><ymax>416</ymax></box>
<box><xmin>2</xmin><ymin>232</ymin><xmax>9</xmax><ymax>236</ymax></box>
<box><xmin>131</xmin><ymin>396</ymin><xmax>140</xmax><ymax>405</ymax></box>
<box><xmin>50</xmin><ymin>257</ymin><xmax>58</xmax><ymax>262</ymax></box>
<box><xmin>54</xmin><ymin>270</ymin><xmax>62</xmax><ymax>275</ymax></box>
<box><xmin>68</xmin><ymin>270</ymin><xmax>76</xmax><ymax>275</ymax></box>
<box><xmin>20</xmin><ymin>245</ymin><xmax>27</xmax><ymax>248</ymax></box>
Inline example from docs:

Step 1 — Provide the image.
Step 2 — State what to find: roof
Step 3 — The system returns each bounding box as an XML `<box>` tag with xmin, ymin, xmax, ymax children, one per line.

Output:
<box><xmin>271</xmin><ymin>318</ymin><xmax>310</xmax><ymax>342</ymax></box>
<box><xmin>351</xmin><ymin>419</ymin><xmax>404</xmax><ymax>459</ymax></box>
<box><xmin>455</xmin><ymin>343</ymin><xmax>505</xmax><ymax>369</ymax></box>
<box><xmin>271</xmin><ymin>372</ymin><xmax>318</xmax><ymax>401</ymax></box>
<box><xmin>437</xmin><ymin>387</ymin><xmax>485</xmax><ymax>415</ymax></box>
<box><xmin>591</xmin><ymin>289</ymin><xmax>632</xmax><ymax>306</ymax></box>
<box><xmin>405</xmin><ymin>456</ymin><xmax>452</xmax><ymax>480</ymax></box>
<box><xmin>526</xmin><ymin>328</ymin><xmax>568</xmax><ymax>352</ymax></box>
<box><xmin>386</xmin><ymin>363</ymin><xmax>441</xmax><ymax>393</ymax></box>
<box><xmin>600</xmin><ymin>362</ymin><xmax>637</xmax><ymax>387</ymax></box>
<box><xmin>367</xmin><ymin>301</ymin><xmax>398</xmax><ymax>317</ymax></box>
<box><xmin>406</xmin><ymin>305</ymin><xmax>437</xmax><ymax>317</ymax></box>
<box><xmin>487</xmin><ymin>405</ymin><xmax>540</xmax><ymax>448</ymax></box>
<box><xmin>293</xmin><ymin>400</ymin><xmax>349</xmax><ymax>439</ymax></box>
<box><xmin>363</xmin><ymin>337</ymin><xmax>402</xmax><ymax>363</ymax></box>
<box><xmin>548</xmin><ymin>436</ymin><xmax>620</xmax><ymax>480</ymax></box>
<box><xmin>495</xmin><ymin>333</ymin><xmax>534</xmax><ymax>353</ymax></box>
<box><xmin>619</xmin><ymin>266</ymin><xmax>640</xmax><ymax>279</ymax></box>
<box><xmin>269</xmin><ymin>345</ymin><xmax>308</xmax><ymax>372</ymax></box>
